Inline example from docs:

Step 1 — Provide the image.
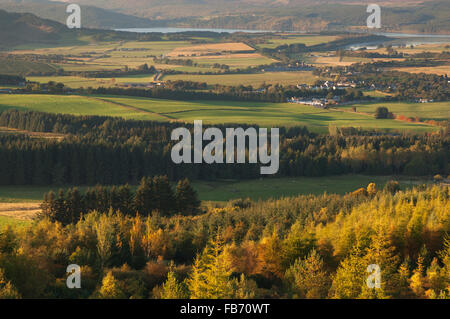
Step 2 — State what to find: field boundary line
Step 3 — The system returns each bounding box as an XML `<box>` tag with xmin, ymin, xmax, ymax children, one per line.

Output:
<box><xmin>85</xmin><ymin>96</ymin><xmax>177</xmax><ymax>121</ymax></box>
<box><xmin>161</xmin><ymin>107</ymin><xmax>250</xmax><ymax>115</ymax></box>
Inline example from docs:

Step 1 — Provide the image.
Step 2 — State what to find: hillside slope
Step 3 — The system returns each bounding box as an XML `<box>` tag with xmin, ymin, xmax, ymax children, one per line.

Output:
<box><xmin>0</xmin><ymin>0</ymin><xmax>155</xmax><ymax>28</ymax></box>
<box><xmin>0</xmin><ymin>9</ymin><xmax>69</xmax><ymax>47</ymax></box>
<box><xmin>69</xmin><ymin>0</ymin><xmax>449</xmax><ymax>33</ymax></box>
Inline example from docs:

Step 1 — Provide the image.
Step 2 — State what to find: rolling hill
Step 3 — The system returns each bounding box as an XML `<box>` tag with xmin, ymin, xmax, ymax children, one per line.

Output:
<box><xmin>0</xmin><ymin>9</ymin><xmax>158</xmax><ymax>49</ymax></box>
<box><xmin>0</xmin><ymin>9</ymin><xmax>70</xmax><ymax>47</ymax></box>
<box><xmin>0</xmin><ymin>0</ymin><xmax>448</xmax><ymax>33</ymax></box>
<box><xmin>0</xmin><ymin>0</ymin><xmax>155</xmax><ymax>28</ymax></box>
<box><xmin>66</xmin><ymin>0</ymin><xmax>450</xmax><ymax>33</ymax></box>
<box><xmin>63</xmin><ymin>0</ymin><xmax>442</xmax><ymax>18</ymax></box>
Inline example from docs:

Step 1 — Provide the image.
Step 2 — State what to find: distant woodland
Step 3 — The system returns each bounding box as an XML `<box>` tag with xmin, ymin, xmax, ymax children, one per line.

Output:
<box><xmin>0</xmin><ymin>110</ymin><xmax>447</xmax><ymax>186</ymax></box>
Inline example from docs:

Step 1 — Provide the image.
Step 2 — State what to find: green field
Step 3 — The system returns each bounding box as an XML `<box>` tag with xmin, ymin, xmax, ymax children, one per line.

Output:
<box><xmin>100</xmin><ymin>96</ymin><xmax>437</xmax><ymax>132</ymax></box>
<box><xmin>192</xmin><ymin>175</ymin><xmax>414</xmax><ymax>202</ymax></box>
<box><xmin>0</xmin><ymin>185</ymin><xmax>91</xmax><ymax>203</ymax></box>
<box><xmin>0</xmin><ymin>175</ymin><xmax>418</xmax><ymax>204</ymax></box>
<box><xmin>340</xmin><ymin>101</ymin><xmax>450</xmax><ymax>121</ymax></box>
<box><xmin>28</xmin><ymin>74</ymin><xmax>158</xmax><ymax>89</ymax></box>
<box><xmin>0</xmin><ymin>94</ymin><xmax>439</xmax><ymax>133</ymax></box>
<box><xmin>0</xmin><ymin>57</ymin><xmax>58</xmax><ymax>76</ymax></box>
<box><xmin>28</xmin><ymin>76</ymin><xmax>105</xmax><ymax>88</ymax></box>
<box><xmin>30</xmin><ymin>70</ymin><xmax>321</xmax><ymax>88</ymax></box>
<box><xmin>0</xmin><ymin>175</ymin><xmax>416</xmax><ymax>228</ymax></box>
<box><xmin>0</xmin><ymin>94</ymin><xmax>161</xmax><ymax>121</ymax></box>
<box><xmin>0</xmin><ymin>174</ymin><xmax>438</xmax><ymax>229</ymax></box>
<box><xmin>186</xmin><ymin>55</ymin><xmax>276</xmax><ymax>69</ymax></box>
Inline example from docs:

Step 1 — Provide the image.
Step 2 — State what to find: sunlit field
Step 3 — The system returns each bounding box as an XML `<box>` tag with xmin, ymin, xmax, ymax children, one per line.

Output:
<box><xmin>162</xmin><ymin>71</ymin><xmax>320</xmax><ymax>86</ymax></box>
<box><xmin>256</xmin><ymin>35</ymin><xmax>341</xmax><ymax>48</ymax></box>
<box><xmin>339</xmin><ymin>101</ymin><xmax>450</xmax><ymax>121</ymax></box>
<box><xmin>0</xmin><ymin>94</ymin><xmax>439</xmax><ymax>132</ymax></box>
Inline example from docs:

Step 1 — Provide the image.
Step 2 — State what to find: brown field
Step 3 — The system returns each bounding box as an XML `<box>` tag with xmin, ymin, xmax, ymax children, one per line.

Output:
<box><xmin>166</xmin><ymin>42</ymin><xmax>254</xmax><ymax>57</ymax></box>
<box><xmin>371</xmin><ymin>58</ymin><xmax>406</xmax><ymax>62</ymax></box>
<box><xmin>0</xmin><ymin>126</ymin><xmax>66</xmax><ymax>140</ymax></box>
<box><xmin>189</xmin><ymin>52</ymin><xmax>267</xmax><ymax>60</ymax></box>
<box><xmin>310</xmin><ymin>55</ymin><xmax>407</xmax><ymax>66</ymax></box>
<box><xmin>0</xmin><ymin>202</ymin><xmax>40</xmax><ymax>220</ymax></box>
<box><xmin>392</xmin><ymin>65</ymin><xmax>450</xmax><ymax>76</ymax></box>
<box><xmin>311</xmin><ymin>56</ymin><xmax>370</xmax><ymax>66</ymax></box>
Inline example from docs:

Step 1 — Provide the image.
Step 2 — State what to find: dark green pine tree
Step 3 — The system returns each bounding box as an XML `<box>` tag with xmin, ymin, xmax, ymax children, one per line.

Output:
<box><xmin>85</xmin><ymin>148</ymin><xmax>96</xmax><ymax>185</ymax></box>
<box><xmin>55</xmin><ymin>189</ymin><xmax>68</xmax><ymax>225</ymax></box>
<box><xmin>0</xmin><ymin>148</ymin><xmax>11</xmax><ymax>185</ymax></box>
<box><xmin>175</xmin><ymin>178</ymin><xmax>200</xmax><ymax>215</ymax></box>
<box><xmin>118</xmin><ymin>184</ymin><xmax>134</xmax><ymax>216</ymax></box>
<box><xmin>14</xmin><ymin>150</ymin><xmax>26</xmax><ymax>185</ymax></box>
<box><xmin>39</xmin><ymin>191</ymin><xmax>55</xmax><ymax>221</ymax></box>
<box><xmin>134</xmin><ymin>177</ymin><xmax>155</xmax><ymax>215</ymax></box>
<box><xmin>67</xmin><ymin>188</ymin><xmax>83</xmax><ymax>224</ymax></box>
<box><xmin>109</xmin><ymin>186</ymin><xmax>121</xmax><ymax>212</ymax></box>
<box><xmin>70</xmin><ymin>149</ymin><xmax>82</xmax><ymax>185</ymax></box>
<box><xmin>32</xmin><ymin>149</ymin><xmax>46</xmax><ymax>185</ymax></box>
<box><xmin>152</xmin><ymin>175</ymin><xmax>176</xmax><ymax>216</ymax></box>
<box><xmin>96</xmin><ymin>186</ymin><xmax>110</xmax><ymax>214</ymax></box>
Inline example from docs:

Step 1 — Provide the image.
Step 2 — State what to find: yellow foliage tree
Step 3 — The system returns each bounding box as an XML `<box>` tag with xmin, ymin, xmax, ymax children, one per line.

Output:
<box><xmin>97</xmin><ymin>271</ymin><xmax>126</xmax><ymax>299</ymax></box>
<box><xmin>0</xmin><ymin>269</ymin><xmax>20</xmax><ymax>299</ymax></box>
<box><xmin>285</xmin><ymin>249</ymin><xmax>331</xmax><ymax>299</ymax></box>
<box><xmin>160</xmin><ymin>266</ymin><xmax>187</xmax><ymax>299</ymax></box>
<box><xmin>187</xmin><ymin>233</ymin><xmax>234</xmax><ymax>299</ymax></box>
<box><xmin>331</xmin><ymin>245</ymin><xmax>367</xmax><ymax>299</ymax></box>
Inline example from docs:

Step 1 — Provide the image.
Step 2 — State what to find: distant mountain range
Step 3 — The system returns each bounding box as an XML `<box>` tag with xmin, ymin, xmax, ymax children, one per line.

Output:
<box><xmin>0</xmin><ymin>0</ymin><xmax>155</xmax><ymax>28</ymax></box>
<box><xmin>58</xmin><ymin>0</ymin><xmax>447</xmax><ymax>23</ymax></box>
<box><xmin>52</xmin><ymin>0</ymin><xmax>439</xmax><ymax>18</ymax></box>
<box><xmin>0</xmin><ymin>0</ymin><xmax>448</xmax><ymax>33</ymax></box>
<box><xmin>0</xmin><ymin>9</ymin><xmax>148</xmax><ymax>48</ymax></box>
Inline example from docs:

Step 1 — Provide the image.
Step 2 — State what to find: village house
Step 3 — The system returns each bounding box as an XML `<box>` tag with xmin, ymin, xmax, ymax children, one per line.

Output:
<box><xmin>289</xmin><ymin>97</ymin><xmax>329</xmax><ymax>109</ymax></box>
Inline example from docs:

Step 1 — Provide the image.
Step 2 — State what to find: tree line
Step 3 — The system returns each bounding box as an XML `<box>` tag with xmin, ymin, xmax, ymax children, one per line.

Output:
<box><xmin>40</xmin><ymin>176</ymin><xmax>201</xmax><ymax>225</ymax></box>
<box><xmin>0</xmin><ymin>109</ymin><xmax>448</xmax><ymax>186</ymax></box>
<box><xmin>0</xmin><ymin>74</ymin><xmax>25</xmax><ymax>85</ymax></box>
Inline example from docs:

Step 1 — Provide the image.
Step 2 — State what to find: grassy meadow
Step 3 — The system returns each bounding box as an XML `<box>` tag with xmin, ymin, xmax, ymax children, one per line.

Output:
<box><xmin>0</xmin><ymin>175</ymin><xmax>421</xmax><ymax>204</ymax></box>
<box><xmin>339</xmin><ymin>101</ymin><xmax>450</xmax><ymax>121</ymax></box>
<box><xmin>0</xmin><ymin>94</ymin><xmax>162</xmax><ymax>121</ymax></box>
<box><xmin>27</xmin><ymin>74</ymin><xmax>159</xmax><ymax>89</ymax></box>
<box><xmin>0</xmin><ymin>94</ymin><xmax>440</xmax><ymax>132</ymax></box>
